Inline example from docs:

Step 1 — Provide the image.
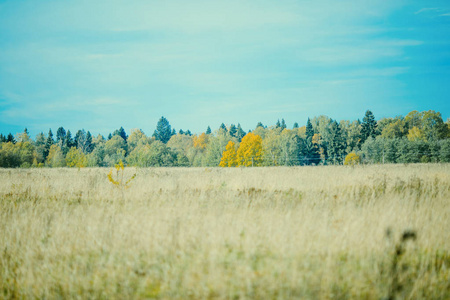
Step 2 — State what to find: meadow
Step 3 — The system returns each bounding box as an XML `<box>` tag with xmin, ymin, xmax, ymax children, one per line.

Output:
<box><xmin>0</xmin><ymin>164</ymin><xmax>449</xmax><ymax>299</ymax></box>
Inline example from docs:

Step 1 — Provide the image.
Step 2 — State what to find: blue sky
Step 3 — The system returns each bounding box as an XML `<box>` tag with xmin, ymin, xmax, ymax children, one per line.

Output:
<box><xmin>1</xmin><ymin>0</ymin><xmax>449</xmax><ymax>137</ymax></box>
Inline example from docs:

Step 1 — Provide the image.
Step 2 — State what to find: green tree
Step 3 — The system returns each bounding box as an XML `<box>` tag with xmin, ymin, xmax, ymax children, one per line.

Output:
<box><xmin>43</xmin><ymin>129</ymin><xmax>54</xmax><ymax>160</ymax></box>
<box><xmin>360</xmin><ymin>110</ymin><xmax>378</xmax><ymax>145</ymax></box>
<box><xmin>326</xmin><ymin>121</ymin><xmax>346</xmax><ymax>164</ymax></box>
<box><xmin>153</xmin><ymin>117</ymin><xmax>173</xmax><ymax>144</ymax></box>
<box><xmin>46</xmin><ymin>145</ymin><xmax>66</xmax><ymax>167</ymax></box>
<box><xmin>236</xmin><ymin>124</ymin><xmax>246</xmax><ymax>142</ymax></box>
<box><xmin>229</xmin><ymin>124</ymin><xmax>237</xmax><ymax>137</ymax></box>
<box><xmin>206</xmin><ymin>126</ymin><xmax>212</xmax><ymax>135</ymax></box>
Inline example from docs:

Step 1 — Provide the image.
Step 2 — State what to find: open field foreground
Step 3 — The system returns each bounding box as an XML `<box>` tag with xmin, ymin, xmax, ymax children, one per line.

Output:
<box><xmin>1</xmin><ymin>165</ymin><xmax>449</xmax><ymax>299</ymax></box>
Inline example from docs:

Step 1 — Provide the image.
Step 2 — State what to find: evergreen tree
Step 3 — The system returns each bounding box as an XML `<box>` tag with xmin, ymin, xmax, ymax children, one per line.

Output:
<box><xmin>108</xmin><ymin>133</ymin><xmax>112</xmax><ymax>140</ymax></box>
<box><xmin>66</xmin><ymin>130</ymin><xmax>74</xmax><ymax>148</ymax></box>
<box><xmin>85</xmin><ymin>131</ymin><xmax>93</xmax><ymax>153</ymax></box>
<box><xmin>219</xmin><ymin>123</ymin><xmax>227</xmax><ymax>132</ymax></box>
<box><xmin>281</xmin><ymin>119</ymin><xmax>287</xmax><ymax>130</ymax></box>
<box><xmin>43</xmin><ymin>129</ymin><xmax>54</xmax><ymax>159</ymax></box>
<box><xmin>6</xmin><ymin>133</ymin><xmax>15</xmax><ymax>144</ymax></box>
<box><xmin>276</xmin><ymin>119</ymin><xmax>281</xmax><ymax>128</ymax></box>
<box><xmin>206</xmin><ymin>126</ymin><xmax>212</xmax><ymax>135</ymax></box>
<box><xmin>326</xmin><ymin>121</ymin><xmax>346</xmax><ymax>164</ymax></box>
<box><xmin>113</xmin><ymin>127</ymin><xmax>127</xmax><ymax>141</ymax></box>
<box><xmin>305</xmin><ymin>118</ymin><xmax>319</xmax><ymax>165</ymax></box>
<box><xmin>0</xmin><ymin>134</ymin><xmax>6</xmax><ymax>143</ymax></box>
<box><xmin>75</xmin><ymin>130</ymin><xmax>86</xmax><ymax>150</ymax></box>
<box><xmin>153</xmin><ymin>116</ymin><xmax>173</xmax><ymax>144</ymax></box>
<box><xmin>229</xmin><ymin>124</ymin><xmax>237</xmax><ymax>137</ymax></box>
<box><xmin>256</xmin><ymin>122</ymin><xmax>265</xmax><ymax>129</ymax></box>
<box><xmin>179</xmin><ymin>129</ymin><xmax>185</xmax><ymax>135</ymax></box>
<box><xmin>172</xmin><ymin>129</ymin><xmax>176</xmax><ymax>136</ymax></box>
<box><xmin>360</xmin><ymin>110</ymin><xmax>378</xmax><ymax>145</ymax></box>
<box><xmin>236</xmin><ymin>124</ymin><xmax>246</xmax><ymax>142</ymax></box>
<box><xmin>306</xmin><ymin>118</ymin><xmax>314</xmax><ymax>139</ymax></box>
<box><xmin>293</xmin><ymin>122</ymin><xmax>299</xmax><ymax>129</ymax></box>
<box><xmin>56</xmin><ymin>127</ymin><xmax>66</xmax><ymax>144</ymax></box>
<box><xmin>185</xmin><ymin>130</ymin><xmax>192</xmax><ymax>136</ymax></box>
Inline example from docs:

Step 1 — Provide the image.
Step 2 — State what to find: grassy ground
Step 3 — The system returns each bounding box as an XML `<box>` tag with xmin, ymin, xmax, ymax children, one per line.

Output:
<box><xmin>0</xmin><ymin>164</ymin><xmax>449</xmax><ymax>299</ymax></box>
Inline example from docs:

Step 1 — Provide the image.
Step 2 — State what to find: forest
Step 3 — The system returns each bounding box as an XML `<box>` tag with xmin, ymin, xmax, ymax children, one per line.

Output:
<box><xmin>1</xmin><ymin>110</ymin><xmax>449</xmax><ymax>168</ymax></box>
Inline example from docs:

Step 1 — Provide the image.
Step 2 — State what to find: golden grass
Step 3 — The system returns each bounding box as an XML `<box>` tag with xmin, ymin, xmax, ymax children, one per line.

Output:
<box><xmin>0</xmin><ymin>164</ymin><xmax>449</xmax><ymax>299</ymax></box>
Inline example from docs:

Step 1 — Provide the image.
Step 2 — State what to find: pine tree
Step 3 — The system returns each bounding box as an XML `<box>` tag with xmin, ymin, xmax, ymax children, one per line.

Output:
<box><xmin>229</xmin><ymin>124</ymin><xmax>237</xmax><ymax>137</ymax></box>
<box><xmin>85</xmin><ymin>131</ymin><xmax>93</xmax><ymax>153</ymax></box>
<box><xmin>293</xmin><ymin>122</ymin><xmax>299</xmax><ymax>129</ymax></box>
<box><xmin>276</xmin><ymin>119</ymin><xmax>281</xmax><ymax>128</ymax></box>
<box><xmin>113</xmin><ymin>127</ymin><xmax>127</xmax><ymax>141</ymax></box>
<box><xmin>327</xmin><ymin>121</ymin><xmax>346</xmax><ymax>164</ymax></box>
<box><xmin>185</xmin><ymin>130</ymin><xmax>192</xmax><ymax>136</ymax></box>
<box><xmin>281</xmin><ymin>119</ymin><xmax>287</xmax><ymax>130</ymax></box>
<box><xmin>6</xmin><ymin>133</ymin><xmax>15</xmax><ymax>144</ymax></box>
<box><xmin>306</xmin><ymin>118</ymin><xmax>314</xmax><ymax>139</ymax></box>
<box><xmin>360</xmin><ymin>110</ymin><xmax>378</xmax><ymax>145</ymax></box>
<box><xmin>206</xmin><ymin>126</ymin><xmax>212</xmax><ymax>135</ymax></box>
<box><xmin>153</xmin><ymin>116</ymin><xmax>173</xmax><ymax>144</ymax></box>
<box><xmin>43</xmin><ymin>129</ymin><xmax>54</xmax><ymax>160</ymax></box>
<box><xmin>56</xmin><ymin>127</ymin><xmax>66</xmax><ymax>144</ymax></box>
<box><xmin>108</xmin><ymin>133</ymin><xmax>112</xmax><ymax>140</ymax></box>
<box><xmin>219</xmin><ymin>123</ymin><xmax>227</xmax><ymax>132</ymax></box>
<box><xmin>256</xmin><ymin>122</ymin><xmax>264</xmax><ymax>129</ymax></box>
<box><xmin>0</xmin><ymin>134</ymin><xmax>6</xmax><ymax>143</ymax></box>
<box><xmin>66</xmin><ymin>130</ymin><xmax>74</xmax><ymax>148</ymax></box>
<box><xmin>305</xmin><ymin>119</ymin><xmax>320</xmax><ymax>165</ymax></box>
<box><xmin>236</xmin><ymin>124</ymin><xmax>246</xmax><ymax>142</ymax></box>
<box><xmin>75</xmin><ymin>130</ymin><xmax>86</xmax><ymax>150</ymax></box>
<box><xmin>179</xmin><ymin>129</ymin><xmax>185</xmax><ymax>135</ymax></box>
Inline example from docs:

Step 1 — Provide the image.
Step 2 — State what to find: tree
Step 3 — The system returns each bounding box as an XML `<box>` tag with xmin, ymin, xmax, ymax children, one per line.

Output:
<box><xmin>179</xmin><ymin>129</ymin><xmax>185</xmax><ymax>135</ymax></box>
<box><xmin>293</xmin><ymin>122</ymin><xmax>299</xmax><ymax>129</ymax></box>
<box><xmin>7</xmin><ymin>133</ymin><xmax>15</xmax><ymax>144</ymax></box>
<box><xmin>360</xmin><ymin>110</ymin><xmax>378</xmax><ymax>145</ymax></box>
<box><xmin>85</xmin><ymin>131</ymin><xmax>93</xmax><ymax>153</ymax></box>
<box><xmin>256</xmin><ymin>122</ymin><xmax>265</xmax><ymax>129</ymax></box>
<box><xmin>344</xmin><ymin>153</ymin><xmax>360</xmax><ymax>166</ymax></box>
<box><xmin>65</xmin><ymin>147</ymin><xmax>87</xmax><ymax>168</ymax></box>
<box><xmin>219</xmin><ymin>123</ymin><xmax>227</xmax><ymax>133</ymax></box>
<box><xmin>305</xmin><ymin>118</ymin><xmax>320</xmax><ymax>165</ymax></box>
<box><xmin>219</xmin><ymin>141</ymin><xmax>238</xmax><ymax>167</ymax></box>
<box><xmin>56</xmin><ymin>127</ymin><xmax>66</xmax><ymax>145</ymax></box>
<box><xmin>66</xmin><ymin>130</ymin><xmax>74</xmax><ymax>148</ymax></box>
<box><xmin>237</xmin><ymin>132</ymin><xmax>263</xmax><ymax>167</ymax></box>
<box><xmin>43</xmin><ymin>129</ymin><xmax>54</xmax><ymax>160</ymax></box>
<box><xmin>275</xmin><ymin>119</ymin><xmax>281</xmax><ymax>128</ymax></box>
<box><xmin>113</xmin><ymin>127</ymin><xmax>128</xmax><ymax>141</ymax></box>
<box><xmin>281</xmin><ymin>119</ymin><xmax>287</xmax><ymax>130</ymax></box>
<box><xmin>46</xmin><ymin>145</ymin><xmax>65</xmax><ymax>167</ymax></box>
<box><xmin>153</xmin><ymin>116</ymin><xmax>173</xmax><ymax>144</ymax></box>
<box><xmin>236</xmin><ymin>124</ymin><xmax>246</xmax><ymax>142</ymax></box>
<box><xmin>206</xmin><ymin>126</ymin><xmax>212</xmax><ymax>135</ymax></box>
<box><xmin>326</xmin><ymin>121</ymin><xmax>346</xmax><ymax>164</ymax></box>
<box><xmin>229</xmin><ymin>124</ymin><xmax>237</xmax><ymax>137</ymax></box>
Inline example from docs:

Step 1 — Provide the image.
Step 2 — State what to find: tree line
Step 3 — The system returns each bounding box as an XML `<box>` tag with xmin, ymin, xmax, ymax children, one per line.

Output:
<box><xmin>1</xmin><ymin>110</ymin><xmax>449</xmax><ymax>168</ymax></box>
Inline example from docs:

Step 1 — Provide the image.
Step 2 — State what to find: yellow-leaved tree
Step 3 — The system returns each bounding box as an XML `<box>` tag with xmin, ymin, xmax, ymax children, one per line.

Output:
<box><xmin>65</xmin><ymin>147</ymin><xmax>87</xmax><ymax>168</ymax></box>
<box><xmin>237</xmin><ymin>132</ymin><xmax>263</xmax><ymax>167</ymax></box>
<box><xmin>219</xmin><ymin>141</ymin><xmax>238</xmax><ymax>167</ymax></box>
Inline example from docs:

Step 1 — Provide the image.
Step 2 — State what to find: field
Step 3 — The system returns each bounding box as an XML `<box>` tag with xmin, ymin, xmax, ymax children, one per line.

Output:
<box><xmin>0</xmin><ymin>164</ymin><xmax>449</xmax><ymax>299</ymax></box>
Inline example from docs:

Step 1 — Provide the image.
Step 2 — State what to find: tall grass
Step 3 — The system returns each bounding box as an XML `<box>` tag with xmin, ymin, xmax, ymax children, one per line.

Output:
<box><xmin>1</xmin><ymin>164</ymin><xmax>449</xmax><ymax>299</ymax></box>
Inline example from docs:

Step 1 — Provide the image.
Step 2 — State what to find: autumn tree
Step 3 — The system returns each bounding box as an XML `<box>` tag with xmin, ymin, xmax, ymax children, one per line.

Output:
<box><xmin>219</xmin><ymin>141</ymin><xmax>238</xmax><ymax>167</ymax></box>
<box><xmin>237</xmin><ymin>132</ymin><xmax>263</xmax><ymax>166</ymax></box>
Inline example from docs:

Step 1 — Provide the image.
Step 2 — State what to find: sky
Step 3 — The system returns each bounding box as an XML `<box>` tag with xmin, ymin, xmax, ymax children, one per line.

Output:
<box><xmin>0</xmin><ymin>0</ymin><xmax>449</xmax><ymax>137</ymax></box>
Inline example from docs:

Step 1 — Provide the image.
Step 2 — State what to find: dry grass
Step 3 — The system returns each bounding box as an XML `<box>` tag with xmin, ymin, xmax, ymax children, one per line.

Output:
<box><xmin>0</xmin><ymin>164</ymin><xmax>449</xmax><ymax>299</ymax></box>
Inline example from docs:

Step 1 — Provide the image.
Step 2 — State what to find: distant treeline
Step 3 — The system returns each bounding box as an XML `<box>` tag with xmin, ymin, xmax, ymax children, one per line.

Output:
<box><xmin>1</xmin><ymin>110</ymin><xmax>449</xmax><ymax>168</ymax></box>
